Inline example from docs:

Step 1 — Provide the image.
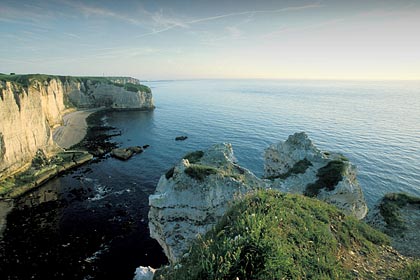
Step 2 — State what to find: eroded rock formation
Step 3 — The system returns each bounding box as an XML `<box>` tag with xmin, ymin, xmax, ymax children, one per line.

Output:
<box><xmin>265</xmin><ymin>132</ymin><xmax>368</xmax><ymax>219</ymax></box>
<box><xmin>148</xmin><ymin>133</ymin><xmax>368</xmax><ymax>264</ymax></box>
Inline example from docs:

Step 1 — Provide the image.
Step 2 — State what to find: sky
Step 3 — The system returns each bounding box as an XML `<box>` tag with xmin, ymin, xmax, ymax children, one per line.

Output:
<box><xmin>1</xmin><ymin>0</ymin><xmax>420</xmax><ymax>80</ymax></box>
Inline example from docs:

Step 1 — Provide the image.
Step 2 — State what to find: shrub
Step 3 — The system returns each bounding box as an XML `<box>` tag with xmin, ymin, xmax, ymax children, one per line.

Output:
<box><xmin>184</xmin><ymin>165</ymin><xmax>218</xmax><ymax>181</ymax></box>
<box><xmin>379</xmin><ymin>193</ymin><xmax>420</xmax><ymax>229</ymax></box>
<box><xmin>305</xmin><ymin>160</ymin><xmax>346</xmax><ymax>197</ymax></box>
<box><xmin>183</xmin><ymin>151</ymin><xmax>204</xmax><ymax>164</ymax></box>
<box><xmin>266</xmin><ymin>158</ymin><xmax>312</xmax><ymax>180</ymax></box>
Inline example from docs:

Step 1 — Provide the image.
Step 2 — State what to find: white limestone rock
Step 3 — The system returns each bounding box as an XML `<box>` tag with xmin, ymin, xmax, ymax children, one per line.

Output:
<box><xmin>148</xmin><ymin>133</ymin><xmax>369</xmax><ymax>265</ymax></box>
<box><xmin>264</xmin><ymin>132</ymin><xmax>368</xmax><ymax>219</ymax></box>
<box><xmin>148</xmin><ymin>143</ymin><xmax>264</xmax><ymax>263</ymax></box>
<box><xmin>133</xmin><ymin>266</ymin><xmax>156</xmax><ymax>280</ymax></box>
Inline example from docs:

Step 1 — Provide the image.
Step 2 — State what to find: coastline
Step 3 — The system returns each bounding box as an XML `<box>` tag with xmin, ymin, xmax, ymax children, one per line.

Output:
<box><xmin>0</xmin><ymin>108</ymin><xmax>100</xmax><ymax>200</ymax></box>
<box><xmin>53</xmin><ymin>108</ymin><xmax>103</xmax><ymax>149</ymax></box>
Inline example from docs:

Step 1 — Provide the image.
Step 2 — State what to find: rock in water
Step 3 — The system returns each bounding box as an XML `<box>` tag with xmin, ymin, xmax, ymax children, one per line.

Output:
<box><xmin>111</xmin><ymin>146</ymin><xmax>144</xmax><ymax>160</ymax></box>
<box><xmin>365</xmin><ymin>192</ymin><xmax>420</xmax><ymax>257</ymax></box>
<box><xmin>111</xmin><ymin>148</ymin><xmax>134</xmax><ymax>160</ymax></box>
<box><xmin>175</xmin><ymin>136</ymin><xmax>188</xmax><ymax>141</ymax></box>
<box><xmin>148</xmin><ymin>143</ymin><xmax>264</xmax><ymax>263</ymax></box>
<box><xmin>264</xmin><ymin>132</ymin><xmax>368</xmax><ymax>219</ymax></box>
<box><xmin>148</xmin><ymin>133</ymin><xmax>368</xmax><ymax>264</ymax></box>
<box><xmin>133</xmin><ymin>266</ymin><xmax>156</xmax><ymax>280</ymax></box>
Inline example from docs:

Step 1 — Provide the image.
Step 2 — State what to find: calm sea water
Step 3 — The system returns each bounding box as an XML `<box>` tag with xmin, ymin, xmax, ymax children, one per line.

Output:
<box><xmin>1</xmin><ymin>79</ymin><xmax>419</xmax><ymax>279</ymax></box>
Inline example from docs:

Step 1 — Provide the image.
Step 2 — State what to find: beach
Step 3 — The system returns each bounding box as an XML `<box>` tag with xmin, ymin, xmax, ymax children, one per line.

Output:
<box><xmin>53</xmin><ymin>108</ymin><xmax>101</xmax><ymax>149</ymax></box>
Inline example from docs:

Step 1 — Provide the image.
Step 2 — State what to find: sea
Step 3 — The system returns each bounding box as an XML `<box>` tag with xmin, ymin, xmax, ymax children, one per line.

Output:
<box><xmin>1</xmin><ymin>79</ymin><xmax>419</xmax><ymax>279</ymax></box>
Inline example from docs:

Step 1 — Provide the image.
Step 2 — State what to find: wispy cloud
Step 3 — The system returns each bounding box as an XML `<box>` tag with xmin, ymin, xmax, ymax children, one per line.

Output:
<box><xmin>135</xmin><ymin>2</ymin><xmax>323</xmax><ymax>38</ymax></box>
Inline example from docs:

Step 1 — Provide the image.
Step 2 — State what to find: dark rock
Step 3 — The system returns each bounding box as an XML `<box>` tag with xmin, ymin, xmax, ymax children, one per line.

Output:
<box><xmin>175</xmin><ymin>136</ymin><xmax>188</xmax><ymax>141</ymax></box>
<box><xmin>111</xmin><ymin>148</ymin><xmax>134</xmax><ymax>160</ymax></box>
<box><xmin>128</xmin><ymin>146</ymin><xmax>143</xmax><ymax>153</ymax></box>
<box><xmin>142</xmin><ymin>145</ymin><xmax>150</xmax><ymax>149</ymax></box>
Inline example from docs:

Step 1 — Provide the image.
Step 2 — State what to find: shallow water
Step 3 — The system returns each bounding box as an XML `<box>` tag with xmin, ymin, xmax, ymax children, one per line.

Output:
<box><xmin>1</xmin><ymin>79</ymin><xmax>419</xmax><ymax>279</ymax></box>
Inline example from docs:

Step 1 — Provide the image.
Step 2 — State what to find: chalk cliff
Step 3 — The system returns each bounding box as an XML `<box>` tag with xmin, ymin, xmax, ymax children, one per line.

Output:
<box><xmin>148</xmin><ymin>133</ymin><xmax>368</xmax><ymax>265</ymax></box>
<box><xmin>0</xmin><ymin>74</ymin><xmax>153</xmax><ymax>179</ymax></box>
<box><xmin>149</xmin><ymin>144</ymin><xmax>263</xmax><ymax>263</ymax></box>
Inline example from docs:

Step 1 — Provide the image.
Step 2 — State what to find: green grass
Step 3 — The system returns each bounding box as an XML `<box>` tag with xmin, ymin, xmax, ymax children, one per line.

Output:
<box><xmin>183</xmin><ymin>151</ymin><xmax>204</xmax><ymax>164</ymax></box>
<box><xmin>266</xmin><ymin>158</ymin><xmax>312</xmax><ymax>180</ymax></box>
<box><xmin>157</xmin><ymin>190</ymin><xmax>389</xmax><ymax>280</ymax></box>
<box><xmin>184</xmin><ymin>164</ymin><xmax>218</xmax><ymax>181</ymax></box>
<box><xmin>304</xmin><ymin>160</ymin><xmax>347</xmax><ymax>197</ymax></box>
<box><xmin>0</xmin><ymin>74</ymin><xmax>151</xmax><ymax>94</ymax></box>
<box><xmin>379</xmin><ymin>193</ymin><xmax>420</xmax><ymax>230</ymax></box>
<box><xmin>390</xmin><ymin>260</ymin><xmax>420</xmax><ymax>280</ymax></box>
<box><xmin>123</xmin><ymin>82</ymin><xmax>151</xmax><ymax>93</ymax></box>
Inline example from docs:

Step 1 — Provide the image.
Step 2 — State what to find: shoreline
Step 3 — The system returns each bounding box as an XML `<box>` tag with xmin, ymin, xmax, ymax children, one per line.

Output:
<box><xmin>53</xmin><ymin>108</ymin><xmax>103</xmax><ymax>149</ymax></box>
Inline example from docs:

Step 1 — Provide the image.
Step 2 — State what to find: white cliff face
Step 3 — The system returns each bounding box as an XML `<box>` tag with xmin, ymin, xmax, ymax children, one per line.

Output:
<box><xmin>264</xmin><ymin>132</ymin><xmax>368</xmax><ymax>219</ymax></box>
<box><xmin>0</xmin><ymin>76</ymin><xmax>154</xmax><ymax>179</ymax></box>
<box><xmin>148</xmin><ymin>143</ymin><xmax>264</xmax><ymax>264</ymax></box>
<box><xmin>0</xmin><ymin>80</ymin><xmax>64</xmax><ymax>178</ymax></box>
<box><xmin>148</xmin><ymin>133</ymin><xmax>368</xmax><ymax>266</ymax></box>
<box><xmin>65</xmin><ymin>80</ymin><xmax>154</xmax><ymax>110</ymax></box>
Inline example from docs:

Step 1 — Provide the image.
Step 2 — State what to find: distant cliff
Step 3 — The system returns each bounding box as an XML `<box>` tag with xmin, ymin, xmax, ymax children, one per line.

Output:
<box><xmin>0</xmin><ymin>74</ymin><xmax>154</xmax><ymax>179</ymax></box>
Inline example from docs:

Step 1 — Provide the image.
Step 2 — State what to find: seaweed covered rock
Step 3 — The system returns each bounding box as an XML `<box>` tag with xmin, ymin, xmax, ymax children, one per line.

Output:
<box><xmin>366</xmin><ymin>192</ymin><xmax>420</xmax><ymax>257</ymax></box>
<box><xmin>148</xmin><ymin>143</ymin><xmax>264</xmax><ymax>263</ymax></box>
<box><xmin>265</xmin><ymin>132</ymin><xmax>368</xmax><ymax>219</ymax></box>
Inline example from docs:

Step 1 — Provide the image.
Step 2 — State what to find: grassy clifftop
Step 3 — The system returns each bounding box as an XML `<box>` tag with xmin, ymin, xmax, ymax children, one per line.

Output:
<box><xmin>0</xmin><ymin>74</ymin><xmax>151</xmax><ymax>93</ymax></box>
<box><xmin>157</xmin><ymin>190</ymin><xmax>418</xmax><ymax>279</ymax></box>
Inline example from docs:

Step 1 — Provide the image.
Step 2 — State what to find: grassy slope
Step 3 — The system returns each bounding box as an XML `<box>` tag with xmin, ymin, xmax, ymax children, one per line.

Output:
<box><xmin>0</xmin><ymin>74</ymin><xmax>151</xmax><ymax>93</ymax></box>
<box><xmin>157</xmin><ymin>190</ymin><xmax>417</xmax><ymax>280</ymax></box>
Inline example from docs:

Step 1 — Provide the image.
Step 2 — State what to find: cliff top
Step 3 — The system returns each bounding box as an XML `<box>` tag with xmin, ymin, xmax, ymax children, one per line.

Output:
<box><xmin>0</xmin><ymin>74</ymin><xmax>151</xmax><ymax>93</ymax></box>
<box><xmin>156</xmin><ymin>190</ymin><xmax>418</xmax><ymax>279</ymax></box>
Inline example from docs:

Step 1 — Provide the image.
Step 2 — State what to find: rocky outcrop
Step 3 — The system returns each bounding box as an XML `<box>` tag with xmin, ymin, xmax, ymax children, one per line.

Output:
<box><xmin>148</xmin><ymin>133</ymin><xmax>368</xmax><ymax>265</ymax></box>
<box><xmin>0</xmin><ymin>75</ymin><xmax>153</xmax><ymax>180</ymax></box>
<box><xmin>366</xmin><ymin>193</ymin><xmax>420</xmax><ymax>257</ymax></box>
<box><xmin>148</xmin><ymin>144</ymin><xmax>264</xmax><ymax>263</ymax></box>
<box><xmin>111</xmin><ymin>146</ymin><xmax>144</xmax><ymax>160</ymax></box>
<box><xmin>265</xmin><ymin>132</ymin><xmax>368</xmax><ymax>219</ymax></box>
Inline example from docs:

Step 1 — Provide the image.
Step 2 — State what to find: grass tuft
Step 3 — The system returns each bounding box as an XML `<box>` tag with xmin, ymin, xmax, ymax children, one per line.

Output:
<box><xmin>379</xmin><ymin>193</ymin><xmax>420</xmax><ymax>230</ymax></box>
<box><xmin>184</xmin><ymin>165</ymin><xmax>218</xmax><ymax>181</ymax></box>
<box><xmin>266</xmin><ymin>158</ymin><xmax>312</xmax><ymax>180</ymax></box>
<box><xmin>183</xmin><ymin>151</ymin><xmax>204</xmax><ymax>164</ymax></box>
<box><xmin>304</xmin><ymin>160</ymin><xmax>346</xmax><ymax>197</ymax></box>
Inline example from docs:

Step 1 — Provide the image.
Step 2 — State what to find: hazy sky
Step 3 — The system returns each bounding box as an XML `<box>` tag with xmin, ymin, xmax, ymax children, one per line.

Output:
<box><xmin>1</xmin><ymin>0</ymin><xmax>419</xmax><ymax>80</ymax></box>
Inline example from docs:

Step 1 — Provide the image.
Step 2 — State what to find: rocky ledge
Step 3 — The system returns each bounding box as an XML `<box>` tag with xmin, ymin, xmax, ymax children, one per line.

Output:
<box><xmin>148</xmin><ymin>132</ymin><xmax>368</xmax><ymax>265</ymax></box>
<box><xmin>366</xmin><ymin>193</ymin><xmax>420</xmax><ymax>257</ymax></box>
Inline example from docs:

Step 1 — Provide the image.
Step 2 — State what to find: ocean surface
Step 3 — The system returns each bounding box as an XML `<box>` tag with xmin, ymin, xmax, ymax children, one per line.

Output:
<box><xmin>1</xmin><ymin>79</ymin><xmax>419</xmax><ymax>279</ymax></box>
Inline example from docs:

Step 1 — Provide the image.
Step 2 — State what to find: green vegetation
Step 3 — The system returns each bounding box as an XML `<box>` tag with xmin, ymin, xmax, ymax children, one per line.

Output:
<box><xmin>165</xmin><ymin>167</ymin><xmax>175</xmax><ymax>179</ymax></box>
<box><xmin>266</xmin><ymin>158</ymin><xmax>312</xmax><ymax>180</ymax></box>
<box><xmin>157</xmin><ymin>190</ymin><xmax>391</xmax><ymax>280</ymax></box>
<box><xmin>123</xmin><ymin>82</ymin><xmax>151</xmax><ymax>93</ymax></box>
<box><xmin>391</xmin><ymin>260</ymin><xmax>420</xmax><ymax>280</ymax></box>
<box><xmin>183</xmin><ymin>151</ymin><xmax>204</xmax><ymax>164</ymax></box>
<box><xmin>185</xmin><ymin>164</ymin><xmax>218</xmax><ymax>181</ymax></box>
<box><xmin>379</xmin><ymin>193</ymin><xmax>420</xmax><ymax>230</ymax></box>
<box><xmin>0</xmin><ymin>74</ymin><xmax>151</xmax><ymax>94</ymax></box>
<box><xmin>305</xmin><ymin>160</ymin><xmax>347</xmax><ymax>197</ymax></box>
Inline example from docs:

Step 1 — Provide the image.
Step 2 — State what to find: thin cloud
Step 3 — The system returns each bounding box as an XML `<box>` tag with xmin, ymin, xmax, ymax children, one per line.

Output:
<box><xmin>187</xmin><ymin>3</ymin><xmax>323</xmax><ymax>25</ymax></box>
<box><xmin>135</xmin><ymin>2</ymin><xmax>323</xmax><ymax>38</ymax></box>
